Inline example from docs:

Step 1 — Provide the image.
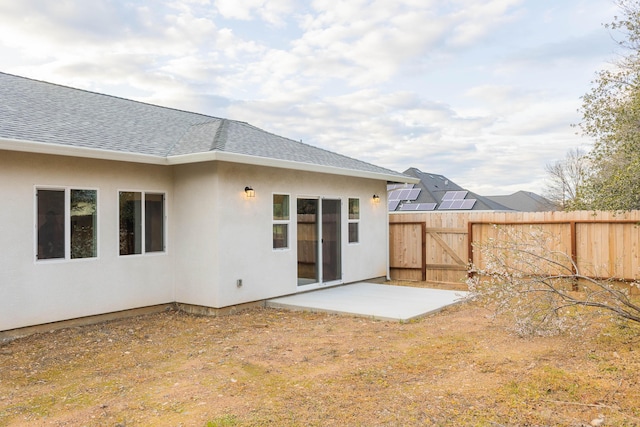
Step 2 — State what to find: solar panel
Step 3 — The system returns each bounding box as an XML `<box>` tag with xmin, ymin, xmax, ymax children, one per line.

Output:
<box><xmin>406</xmin><ymin>188</ymin><xmax>421</xmax><ymax>201</ymax></box>
<box><xmin>442</xmin><ymin>191</ymin><xmax>468</xmax><ymax>201</ymax></box>
<box><xmin>398</xmin><ymin>189</ymin><xmax>412</xmax><ymax>200</ymax></box>
<box><xmin>438</xmin><ymin>198</ymin><xmax>477</xmax><ymax>210</ymax></box>
<box><xmin>460</xmin><ymin>199</ymin><xmax>476</xmax><ymax>209</ymax></box>
<box><xmin>389</xmin><ymin>185</ymin><xmax>420</xmax><ymax>202</ymax></box>
<box><xmin>388</xmin><ymin>190</ymin><xmax>401</xmax><ymax>201</ymax></box>
<box><xmin>399</xmin><ymin>203</ymin><xmax>437</xmax><ymax>211</ymax></box>
<box><xmin>390</xmin><ymin>188</ymin><xmax>420</xmax><ymax>200</ymax></box>
<box><xmin>438</xmin><ymin>200</ymin><xmax>454</xmax><ymax>209</ymax></box>
<box><xmin>417</xmin><ymin>203</ymin><xmax>437</xmax><ymax>211</ymax></box>
<box><xmin>399</xmin><ymin>203</ymin><xmax>419</xmax><ymax>211</ymax></box>
<box><xmin>388</xmin><ymin>200</ymin><xmax>400</xmax><ymax>211</ymax></box>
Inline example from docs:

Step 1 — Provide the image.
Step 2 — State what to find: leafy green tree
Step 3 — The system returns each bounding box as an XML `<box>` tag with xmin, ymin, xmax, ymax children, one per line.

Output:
<box><xmin>578</xmin><ymin>0</ymin><xmax>640</xmax><ymax>210</ymax></box>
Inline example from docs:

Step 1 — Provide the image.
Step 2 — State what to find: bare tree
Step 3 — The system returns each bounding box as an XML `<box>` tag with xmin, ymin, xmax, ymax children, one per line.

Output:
<box><xmin>543</xmin><ymin>147</ymin><xmax>589</xmax><ymax>210</ymax></box>
<box><xmin>467</xmin><ymin>226</ymin><xmax>640</xmax><ymax>337</ymax></box>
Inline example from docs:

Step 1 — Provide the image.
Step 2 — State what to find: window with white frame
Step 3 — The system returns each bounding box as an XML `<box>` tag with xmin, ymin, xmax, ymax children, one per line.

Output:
<box><xmin>119</xmin><ymin>191</ymin><xmax>165</xmax><ymax>255</ymax></box>
<box><xmin>36</xmin><ymin>188</ymin><xmax>98</xmax><ymax>260</ymax></box>
<box><xmin>348</xmin><ymin>198</ymin><xmax>359</xmax><ymax>243</ymax></box>
<box><xmin>272</xmin><ymin>194</ymin><xmax>289</xmax><ymax>249</ymax></box>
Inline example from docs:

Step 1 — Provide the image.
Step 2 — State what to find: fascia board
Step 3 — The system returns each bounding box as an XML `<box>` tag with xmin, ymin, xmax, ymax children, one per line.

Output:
<box><xmin>0</xmin><ymin>137</ymin><xmax>419</xmax><ymax>184</ymax></box>
<box><xmin>0</xmin><ymin>138</ymin><xmax>166</xmax><ymax>165</ymax></box>
<box><xmin>167</xmin><ymin>151</ymin><xmax>420</xmax><ymax>183</ymax></box>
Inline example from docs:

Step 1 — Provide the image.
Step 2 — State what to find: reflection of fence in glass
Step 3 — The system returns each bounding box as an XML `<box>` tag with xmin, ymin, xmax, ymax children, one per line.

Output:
<box><xmin>297</xmin><ymin>213</ymin><xmax>317</xmax><ymax>279</ymax></box>
<box><xmin>272</xmin><ymin>224</ymin><xmax>288</xmax><ymax>249</ymax></box>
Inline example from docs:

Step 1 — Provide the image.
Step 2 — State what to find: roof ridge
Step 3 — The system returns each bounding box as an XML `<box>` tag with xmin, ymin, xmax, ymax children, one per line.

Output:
<box><xmin>165</xmin><ymin>119</ymin><xmax>221</xmax><ymax>156</ymax></box>
<box><xmin>212</xmin><ymin>119</ymin><xmax>228</xmax><ymax>151</ymax></box>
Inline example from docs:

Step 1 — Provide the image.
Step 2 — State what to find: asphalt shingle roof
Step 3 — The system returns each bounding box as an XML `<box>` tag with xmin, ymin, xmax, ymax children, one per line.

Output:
<box><xmin>0</xmin><ymin>72</ymin><xmax>408</xmax><ymax>179</ymax></box>
<box><xmin>486</xmin><ymin>191</ymin><xmax>558</xmax><ymax>212</ymax></box>
<box><xmin>398</xmin><ymin>168</ymin><xmax>513</xmax><ymax>211</ymax></box>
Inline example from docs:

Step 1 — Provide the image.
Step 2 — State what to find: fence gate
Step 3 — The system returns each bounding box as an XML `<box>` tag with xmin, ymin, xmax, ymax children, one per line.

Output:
<box><xmin>389</xmin><ymin>222</ymin><xmax>425</xmax><ymax>281</ymax></box>
<box><xmin>389</xmin><ymin>223</ymin><xmax>469</xmax><ymax>284</ymax></box>
<box><xmin>424</xmin><ymin>227</ymin><xmax>468</xmax><ymax>285</ymax></box>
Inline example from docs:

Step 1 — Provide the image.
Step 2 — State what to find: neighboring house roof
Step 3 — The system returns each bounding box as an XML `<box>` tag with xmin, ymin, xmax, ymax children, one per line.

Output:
<box><xmin>389</xmin><ymin>168</ymin><xmax>513</xmax><ymax>212</ymax></box>
<box><xmin>0</xmin><ymin>72</ymin><xmax>415</xmax><ymax>183</ymax></box>
<box><xmin>486</xmin><ymin>191</ymin><xmax>558</xmax><ymax>212</ymax></box>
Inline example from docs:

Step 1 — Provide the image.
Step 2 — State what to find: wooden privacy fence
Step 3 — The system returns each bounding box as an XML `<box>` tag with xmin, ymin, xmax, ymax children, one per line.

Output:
<box><xmin>389</xmin><ymin>210</ymin><xmax>640</xmax><ymax>285</ymax></box>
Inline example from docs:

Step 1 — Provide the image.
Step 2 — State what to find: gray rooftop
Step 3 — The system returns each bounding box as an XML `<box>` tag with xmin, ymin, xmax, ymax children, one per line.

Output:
<box><xmin>390</xmin><ymin>168</ymin><xmax>557</xmax><ymax>212</ymax></box>
<box><xmin>486</xmin><ymin>191</ymin><xmax>558</xmax><ymax>212</ymax></box>
<box><xmin>393</xmin><ymin>168</ymin><xmax>513</xmax><ymax>211</ymax></box>
<box><xmin>0</xmin><ymin>72</ymin><xmax>409</xmax><ymax>180</ymax></box>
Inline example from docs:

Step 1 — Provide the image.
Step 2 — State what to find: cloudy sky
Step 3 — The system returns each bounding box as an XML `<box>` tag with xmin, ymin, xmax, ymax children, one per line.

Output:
<box><xmin>0</xmin><ymin>0</ymin><xmax>621</xmax><ymax>195</ymax></box>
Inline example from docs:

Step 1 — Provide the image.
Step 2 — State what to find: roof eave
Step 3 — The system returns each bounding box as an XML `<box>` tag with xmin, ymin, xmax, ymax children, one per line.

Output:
<box><xmin>0</xmin><ymin>137</ymin><xmax>166</xmax><ymax>165</ymax></box>
<box><xmin>0</xmin><ymin>138</ymin><xmax>418</xmax><ymax>183</ymax></box>
<box><xmin>168</xmin><ymin>151</ymin><xmax>419</xmax><ymax>183</ymax></box>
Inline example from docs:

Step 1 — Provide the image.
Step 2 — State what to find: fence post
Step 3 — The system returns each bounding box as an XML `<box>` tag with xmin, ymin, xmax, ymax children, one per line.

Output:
<box><xmin>467</xmin><ymin>221</ymin><xmax>474</xmax><ymax>278</ymax></box>
<box><xmin>570</xmin><ymin>221</ymin><xmax>578</xmax><ymax>291</ymax></box>
<box><xmin>421</xmin><ymin>222</ymin><xmax>427</xmax><ymax>281</ymax></box>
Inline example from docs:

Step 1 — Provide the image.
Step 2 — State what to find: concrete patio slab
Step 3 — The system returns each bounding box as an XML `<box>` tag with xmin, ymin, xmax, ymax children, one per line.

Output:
<box><xmin>266</xmin><ymin>282</ymin><xmax>469</xmax><ymax>321</ymax></box>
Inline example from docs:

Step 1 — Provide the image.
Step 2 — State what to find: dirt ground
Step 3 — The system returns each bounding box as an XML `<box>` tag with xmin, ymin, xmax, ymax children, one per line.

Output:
<box><xmin>1</xmin><ymin>281</ymin><xmax>640</xmax><ymax>427</ymax></box>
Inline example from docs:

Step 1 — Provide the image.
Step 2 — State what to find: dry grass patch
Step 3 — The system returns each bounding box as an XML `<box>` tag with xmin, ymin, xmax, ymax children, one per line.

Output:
<box><xmin>1</xmin><ymin>282</ymin><xmax>640</xmax><ymax>426</ymax></box>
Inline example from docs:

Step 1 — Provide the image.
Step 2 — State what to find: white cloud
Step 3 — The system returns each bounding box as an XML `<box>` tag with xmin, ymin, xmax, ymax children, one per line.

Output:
<box><xmin>446</xmin><ymin>0</ymin><xmax>523</xmax><ymax>47</ymax></box>
<box><xmin>0</xmin><ymin>0</ymin><xmax>619</xmax><ymax>195</ymax></box>
<box><xmin>215</xmin><ymin>0</ymin><xmax>295</xmax><ymax>26</ymax></box>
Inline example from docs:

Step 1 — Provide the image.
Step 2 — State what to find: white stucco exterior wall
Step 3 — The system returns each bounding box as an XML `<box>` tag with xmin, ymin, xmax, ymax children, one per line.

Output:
<box><xmin>0</xmin><ymin>151</ymin><xmax>175</xmax><ymax>331</ymax></box>
<box><xmin>172</xmin><ymin>162</ymin><xmax>220</xmax><ymax>305</ymax></box>
<box><xmin>1</xmin><ymin>152</ymin><xmax>390</xmax><ymax>331</ymax></box>
<box><xmin>174</xmin><ymin>162</ymin><xmax>388</xmax><ymax>308</ymax></box>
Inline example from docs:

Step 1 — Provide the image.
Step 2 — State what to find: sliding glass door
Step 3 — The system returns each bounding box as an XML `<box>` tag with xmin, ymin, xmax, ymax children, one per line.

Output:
<box><xmin>297</xmin><ymin>198</ymin><xmax>318</xmax><ymax>286</ymax></box>
<box><xmin>297</xmin><ymin>198</ymin><xmax>342</xmax><ymax>286</ymax></box>
<box><xmin>321</xmin><ymin>199</ymin><xmax>341</xmax><ymax>282</ymax></box>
